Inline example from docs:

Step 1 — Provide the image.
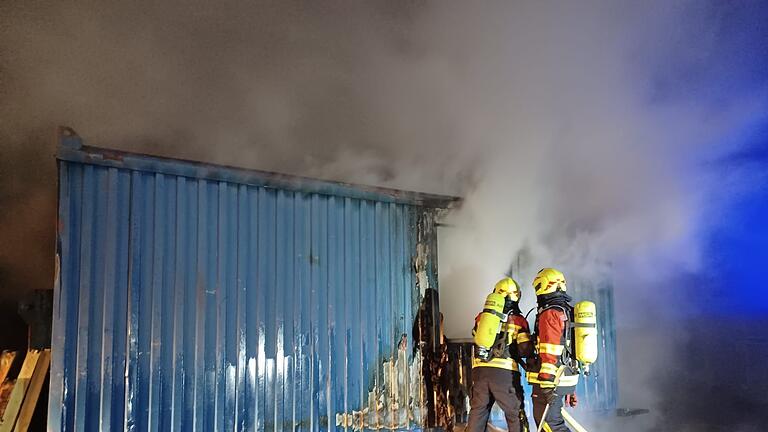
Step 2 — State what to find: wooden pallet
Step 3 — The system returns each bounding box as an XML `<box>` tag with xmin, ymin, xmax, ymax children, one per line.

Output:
<box><xmin>0</xmin><ymin>350</ymin><xmax>50</xmax><ymax>432</ymax></box>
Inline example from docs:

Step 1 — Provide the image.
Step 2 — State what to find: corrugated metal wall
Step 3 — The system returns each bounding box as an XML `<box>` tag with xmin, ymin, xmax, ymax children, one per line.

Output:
<box><xmin>50</xmin><ymin>146</ymin><xmax>446</xmax><ymax>431</ymax></box>
<box><xmin>572</xmin><ymin>282</ymin><xmax>618</xmax><ymax>412</ymax></box>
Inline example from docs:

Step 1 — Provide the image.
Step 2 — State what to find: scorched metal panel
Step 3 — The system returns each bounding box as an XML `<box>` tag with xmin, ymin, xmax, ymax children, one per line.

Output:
<box><xmin>49</xmin><ymin>131</ymin><xmax>452</xmax><ymax>431</ymax></box>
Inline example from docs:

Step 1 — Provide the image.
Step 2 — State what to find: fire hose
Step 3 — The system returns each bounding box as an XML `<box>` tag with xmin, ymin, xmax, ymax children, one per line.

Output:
<box><xmin>561</xmin><ymin>409</ymin><xmax>589</xmax><ymax>432</ymax></box>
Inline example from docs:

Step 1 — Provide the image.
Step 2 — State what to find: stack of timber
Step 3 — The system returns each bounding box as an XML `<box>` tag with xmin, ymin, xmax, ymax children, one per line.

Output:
<box><xmin>0</xmin><ymin>350</ymin><xmax>50</xmax><ymax>432</ymax></box>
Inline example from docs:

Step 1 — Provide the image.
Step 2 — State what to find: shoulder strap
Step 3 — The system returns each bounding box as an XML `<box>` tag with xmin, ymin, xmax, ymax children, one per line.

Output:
<box><xmin>482</xmin><ymin>308</ymin><xmax>508</xmax><ymax>321</ymax></box>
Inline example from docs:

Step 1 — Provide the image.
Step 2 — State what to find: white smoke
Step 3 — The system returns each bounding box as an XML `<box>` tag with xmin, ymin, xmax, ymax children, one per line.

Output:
<box><xmin>1</xmin><ymin>1</ymin><xmax>766</xmax><ymax>430</ymax></box>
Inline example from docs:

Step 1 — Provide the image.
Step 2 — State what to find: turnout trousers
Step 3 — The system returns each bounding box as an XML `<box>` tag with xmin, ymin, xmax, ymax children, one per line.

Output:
<box><xmin>467</xmin><ymin>367</ymin><xmax>522</xmax><ymax>432</ymax></box>
<box><xmin>531</xmin><ymin>386</ymin><xmax>569</xmax><ymax>432</ymax></box>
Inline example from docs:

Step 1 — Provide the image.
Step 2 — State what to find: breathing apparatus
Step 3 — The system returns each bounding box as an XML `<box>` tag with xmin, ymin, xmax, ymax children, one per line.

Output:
<box><xmin>533</xmin><ymin>268</ymin><xmax>598</xmax><ymax>375</ymax></box>
<box><xmin>474</xmin><ymin>277</ymin><xmax>520</xmax><ymax>362</ymax></box>
<box><xmin>531</xmin><ymin>268</ymin><xmax>599</xmax><ymax>432</ymax></box>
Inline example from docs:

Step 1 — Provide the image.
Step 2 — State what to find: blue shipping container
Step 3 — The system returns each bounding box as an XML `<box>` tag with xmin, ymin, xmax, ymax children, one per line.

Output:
<box><xmin>49</xmin><ymin>128</ymin><xmax>456</xmax><ymax>431</ymax></box>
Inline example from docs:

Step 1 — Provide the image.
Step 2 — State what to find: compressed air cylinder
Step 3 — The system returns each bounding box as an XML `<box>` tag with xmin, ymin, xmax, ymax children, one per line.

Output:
<box><xmin>474</xmin><ymin>292</ymin><xmax>507</xmax><ymax>351</ymax></box>
<box><xmin>574</xmin><ymin>301</ymin><xmax>598</xmax><ymax>365</ymax></box>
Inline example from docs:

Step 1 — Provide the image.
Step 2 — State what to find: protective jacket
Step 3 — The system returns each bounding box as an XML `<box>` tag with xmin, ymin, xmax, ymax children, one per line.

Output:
<box><xmin>472</xmin><ymin>312</ymin><xmax>533</xmax><ymax>371</ymax></box>
<box><xmin>526</xmin><ymin>305</ymin><xmax>579</xmax><ymax>390</ymax></box>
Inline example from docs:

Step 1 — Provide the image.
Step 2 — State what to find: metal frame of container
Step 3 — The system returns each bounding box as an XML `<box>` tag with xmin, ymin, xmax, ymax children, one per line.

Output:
<box><xmin>48</xmin><ymin>128</ymin><xmax>458</xmax><ymax>431</ymax></box>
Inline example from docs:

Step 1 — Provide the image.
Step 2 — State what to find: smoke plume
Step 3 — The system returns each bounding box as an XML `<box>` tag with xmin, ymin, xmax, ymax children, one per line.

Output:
<box><xmin>1</xmin><ymin>0</ymin><xmax>766</xmax><ymax>430</ymax></box>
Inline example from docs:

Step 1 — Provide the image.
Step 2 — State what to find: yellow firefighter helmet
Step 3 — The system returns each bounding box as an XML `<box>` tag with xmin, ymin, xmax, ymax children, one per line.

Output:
<box><xmin>533</xmin><ymin>268</ymin><xmax>567</xmax><ymax>296</ymax></box>
<box><xmin>494</xmin><ymin>277</ymin><xmax>521</xmax><ymax>302</ymax></box>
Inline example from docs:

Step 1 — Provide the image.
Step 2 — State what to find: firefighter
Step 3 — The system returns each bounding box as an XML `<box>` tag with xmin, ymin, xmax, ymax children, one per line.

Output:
<box><xmin>527</xmin><ymin>268</ymin><xmax>579</xmax><ymax>432</ymax></box>
<box><xmin>467</xmin><ymin>277</ymin><xmax>533</xmax><ymax>432</ymax></box>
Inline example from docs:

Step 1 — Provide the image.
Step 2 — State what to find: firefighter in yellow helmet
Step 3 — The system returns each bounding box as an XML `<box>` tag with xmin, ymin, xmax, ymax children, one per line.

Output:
<box><xmin>527</xmin><ymin>268</ymin><xmax>579</xmax><ymax>432</ymax></box>
<box><xmin>467</xmin><ymin>277</ymin><xmax>533</xmax><ymax>432</ymax></box>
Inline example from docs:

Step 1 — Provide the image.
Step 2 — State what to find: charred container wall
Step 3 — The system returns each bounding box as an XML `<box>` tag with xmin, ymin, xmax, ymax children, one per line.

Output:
<box><xmin>49</xmin><ymin>129</ymin><xmax>456</xmax><ymax>431</ymax></box>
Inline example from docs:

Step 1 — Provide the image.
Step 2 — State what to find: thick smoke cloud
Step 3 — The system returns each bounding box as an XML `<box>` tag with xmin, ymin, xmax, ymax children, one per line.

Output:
<box><xmin>1</xmin><ymin>1</ymin><xmax>766</xmax><ymax>430</ymax></box>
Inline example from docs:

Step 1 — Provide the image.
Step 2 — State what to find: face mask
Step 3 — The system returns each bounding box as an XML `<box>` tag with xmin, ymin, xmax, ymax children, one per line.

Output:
<box><xmin>504</xmin><ymin>297</ymin><xmax>513</xmax><ymax>312</ymax></box>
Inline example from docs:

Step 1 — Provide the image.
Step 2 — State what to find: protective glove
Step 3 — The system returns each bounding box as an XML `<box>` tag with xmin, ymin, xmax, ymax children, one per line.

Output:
<box><xmin>565</xmin><ymin>393</ymin><xmax>578</xmax><ymax>408</ymax></box>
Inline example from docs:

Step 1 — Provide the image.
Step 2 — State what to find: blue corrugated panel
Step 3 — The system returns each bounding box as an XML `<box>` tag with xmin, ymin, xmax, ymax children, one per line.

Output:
<box><xmin>572</xmin><ymin>282</ymin><xmax>619</xmax><ymax>412</ymax></box>
<box><xmin>49</xmin><ymin>135</ymin><xmax>450</xmax><ymax>431</ymax></box>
